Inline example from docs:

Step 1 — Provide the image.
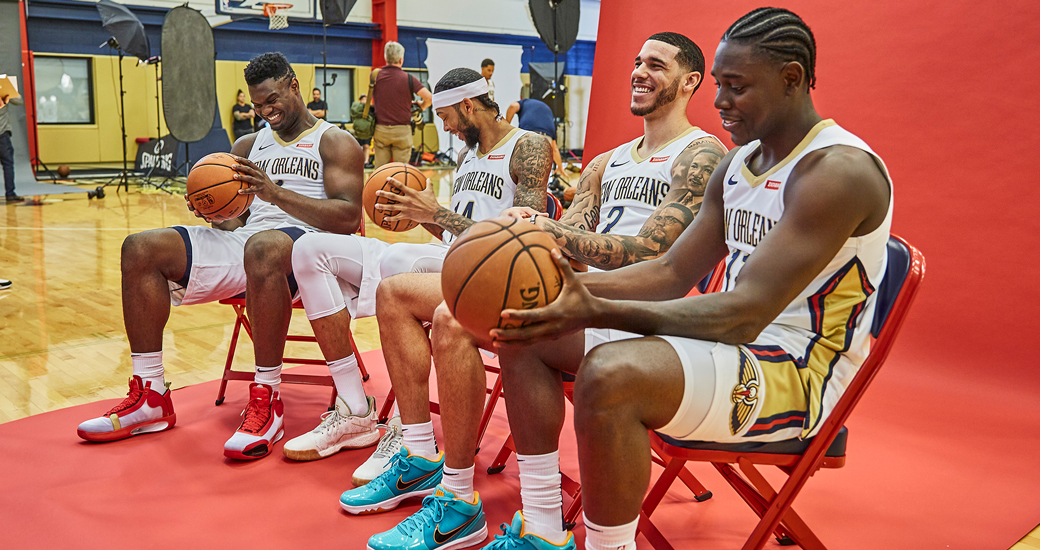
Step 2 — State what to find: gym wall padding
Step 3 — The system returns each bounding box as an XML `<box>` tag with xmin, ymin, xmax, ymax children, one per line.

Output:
<box><xmin>586</xmin><ymin>0</ymin><xmax>1040</xmax><ymax>390</ymax></box>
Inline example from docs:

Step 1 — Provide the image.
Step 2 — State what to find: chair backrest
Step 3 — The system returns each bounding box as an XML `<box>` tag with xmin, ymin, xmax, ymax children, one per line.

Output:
<box><xmin>546</xmin><ymin>194</ymin><xmax>564</xmax><ymax>221</ymax></box>
<box><xmin>798</xmin><ymin>234</ymin><xmax>925</xmax><ymax>463</ymax></box>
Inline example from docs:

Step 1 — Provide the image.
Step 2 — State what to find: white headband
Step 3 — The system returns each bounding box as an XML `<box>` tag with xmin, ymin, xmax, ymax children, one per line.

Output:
<box><xmin>432</xmin><ymin>79</ymin><xmax>490</xmax><ymax>109</ymax></box>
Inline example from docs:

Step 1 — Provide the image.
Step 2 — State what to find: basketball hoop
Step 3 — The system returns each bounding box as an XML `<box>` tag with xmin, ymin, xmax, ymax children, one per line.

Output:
<box><xmin>262</xmin><ymin>3</ymin><xmax>294</xmax><ymax>30</ymax></box>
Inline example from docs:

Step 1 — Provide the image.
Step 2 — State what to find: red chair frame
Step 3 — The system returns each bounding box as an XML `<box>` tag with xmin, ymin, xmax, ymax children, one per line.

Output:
<box><xmin>639</xmin><ymin>235</ymin><xmax>925</xmax><ymax>550</ymax></box>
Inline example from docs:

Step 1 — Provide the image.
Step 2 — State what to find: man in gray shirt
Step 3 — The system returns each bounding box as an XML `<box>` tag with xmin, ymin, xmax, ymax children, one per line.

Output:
<box><xmin>1</xmin><ymin>92</ymin><xmax>25</xmax><ymax>202</ymax></box>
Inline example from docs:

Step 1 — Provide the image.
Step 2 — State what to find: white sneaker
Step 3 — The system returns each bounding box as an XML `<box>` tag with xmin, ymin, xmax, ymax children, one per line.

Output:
<box><xmin>351</xmin><ymin>415</ymin><xmax>403</xmax><ymax>486</ymax></box>
<box><xmin>282</xmin><ymin>395</ymin><xmax>380</xmax><ymax>461</ymax></box>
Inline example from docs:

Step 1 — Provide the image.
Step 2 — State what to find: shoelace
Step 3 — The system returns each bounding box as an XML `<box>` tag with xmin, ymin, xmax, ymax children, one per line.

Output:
<box><xmin>368</xmin><ymin>452</ymin><xmax>410</xmax><ymax>490</ymax></box>
<box><xmin>372</xmin><ymin>424</ymin><xmax>403</xmax><ymax>457</ymax></box>
<box><xmin>488</xmin><ymin>523</ymin><xmax>524</xmax><ymax>549</ymax></box>
<box><xmin>312</xmin><ymin>409</ymin><xmax>344</xmax><ymax>435</ymax></box>
<box><xmin>240</xmin><ymin>397</ymin><xmax>272</xmax><ymax>433</ymax></box>
<box><xmin>104</xmin><ymin>380</ymin><xmax>146</xmax><ymax>416</ymax></box>
<box><xmin>397</xmin><ymin>492</ymin><xmax>453</xmax><ymax>533</ymax></box>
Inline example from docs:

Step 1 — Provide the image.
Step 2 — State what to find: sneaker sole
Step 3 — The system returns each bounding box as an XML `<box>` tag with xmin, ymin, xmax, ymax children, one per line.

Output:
<box><xmin>340</xmin><ymin>486</ymin><xmax>437</xmax><ymax>515</ymax></box>
<box><xmin>224</xmin><ymin>428</ymin><xmax>284</xmax><ymax>460</ymax></box>
<box><xmin>365</xmin><ymin>523</ymin><xmax>488</xmax><ymax>550</ymax></box>
<box><xmin>76</xmin><ymin>414</ymin><xmax>177</xmax><ymax>442</ymax></box>
<box><xmin>283</xmin><ymin>429</ymin><xmax>382</xmax><ymax>461</ymax></box>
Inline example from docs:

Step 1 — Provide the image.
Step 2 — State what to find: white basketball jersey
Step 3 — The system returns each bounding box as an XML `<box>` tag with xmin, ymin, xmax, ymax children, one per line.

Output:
<box><xmin>245</xmin><ymin>120</ymin><xmax>334</xmax><ymax>231</ymax></box>
<box><xmin>444</xmin><ymin>128</ymin><xmax>526</xmax><ymax>245</ymax></box>
<box><xmin>596</xmin><ymin>127</ymin><xmax>719</xmax><ymax>236</ymax></box>
<box><xmin>721</xmin><ymin>119</ymin><xmax>892</xmax><ymax>439</ymax></box>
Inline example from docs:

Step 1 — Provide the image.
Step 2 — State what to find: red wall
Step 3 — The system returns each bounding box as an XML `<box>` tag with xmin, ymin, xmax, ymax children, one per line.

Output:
<box><xmin>587</xmin><ymin>1</ymin><xmax>1040</xmax><ymax>386</ymax></box>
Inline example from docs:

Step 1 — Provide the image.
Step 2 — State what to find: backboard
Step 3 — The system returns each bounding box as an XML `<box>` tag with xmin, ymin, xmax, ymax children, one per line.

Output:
<box><xmin>216</xmin><ymin>0</ymin><xmax>317</xmax><ymax>20</ymax></box>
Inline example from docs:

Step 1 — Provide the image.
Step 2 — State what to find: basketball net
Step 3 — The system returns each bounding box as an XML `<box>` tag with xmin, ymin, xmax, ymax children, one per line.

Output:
<box><xmin>263</xmin><ymin>3</ymin><xmax>293</xmax><ymax>30</ymax></box>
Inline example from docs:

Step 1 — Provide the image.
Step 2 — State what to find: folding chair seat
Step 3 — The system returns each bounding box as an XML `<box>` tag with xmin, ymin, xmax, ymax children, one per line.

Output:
<box><xmin>639</xmin><ymin>235</ymin><xmax>926</xmax><ymax>550</ymax></box>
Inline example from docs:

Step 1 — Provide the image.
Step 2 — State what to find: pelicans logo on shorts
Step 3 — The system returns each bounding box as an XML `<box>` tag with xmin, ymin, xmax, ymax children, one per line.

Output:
<box><xmin>730</xmin><ymin>348</ymin><xmax>760</xmax><ymax>435</ymax></box>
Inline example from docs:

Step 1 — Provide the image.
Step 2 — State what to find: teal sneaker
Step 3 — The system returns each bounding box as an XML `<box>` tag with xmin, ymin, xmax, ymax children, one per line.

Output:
<box><xmin>482</xmin><ymin>512</ymin><xmax>575</xmax><ymax>550</ymax></box>
<box><xmin>367</xmin><ymin>486</ymin><xmax>488</xmax><ymax>550</ymax></box>
<box><xmin>340</xmin><ymin>448</ymin><xmax>444</xmax><ymax>515</ymax></box>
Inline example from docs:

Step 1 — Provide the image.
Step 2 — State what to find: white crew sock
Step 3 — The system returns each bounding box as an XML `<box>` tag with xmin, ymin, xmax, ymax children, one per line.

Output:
<box><xmin>517</xmin><ymin>451</ymin><xmax>567</xmax><ymax>544</ymax></box>
<box><xmin>401</xmin><ymin>420</ymin><xmax>438</xmax><ymax>459</ymax></box>
<box><xmin>327</xmin><ymin>355</ymin><xmax>369</xmax><ymax>414</ymax></box>
<box><xmin>254</xmin><ymin>364</ymin><xmax>282</xmax><ymax>393</ymax></box>
<box><xmin>131</xmin><ymin>351</ymin><xmax>165</xmax><ymax>394</ymax></box>
<box><xmin>442</xmin><ymin>464</ymin><xmax>475</xmax><ymax>502</ymax></box>
<box><xmin>583</xmin><ymin>515</ymin><xmax>638</xmax><ymax>550</ymax></box>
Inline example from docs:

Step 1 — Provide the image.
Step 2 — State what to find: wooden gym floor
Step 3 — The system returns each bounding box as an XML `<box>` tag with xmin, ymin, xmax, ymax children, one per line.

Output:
<box><xmin>0</xmin><ymin>167</ymin><xmax>474</xmax><ymax>425</ymax></box>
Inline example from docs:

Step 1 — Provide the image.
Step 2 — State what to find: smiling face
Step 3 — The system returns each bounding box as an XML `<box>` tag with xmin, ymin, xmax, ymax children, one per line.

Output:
<box><xmin>630</xmin><ymin>40</ymin><xmax>687</xmax><ymax>117</ymax></box>
<box><xmin>436</xmin><ymin>100</ymin><xmax>481</xmax><ymax>149</ymax></box>
<box><xmin>249</xmin><ymin>76</ymin><xmax>302</xmax><ymax>132</ymax></box>
<box><xmin>711</xmin><ymin>40</ymin><xmax>794</xmax><ymax>146</ymax></box>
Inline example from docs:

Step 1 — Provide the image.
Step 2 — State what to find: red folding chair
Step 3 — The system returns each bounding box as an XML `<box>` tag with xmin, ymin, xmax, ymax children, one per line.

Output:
<box><xmin>639</xmin><ymin>235</ymin><xmax>926</xmax><ymax>550</ymax></box>
<box><xmin>214</xmin><ymin>223</ymin><xmax>371</xmax><ymax>410</ymax></box>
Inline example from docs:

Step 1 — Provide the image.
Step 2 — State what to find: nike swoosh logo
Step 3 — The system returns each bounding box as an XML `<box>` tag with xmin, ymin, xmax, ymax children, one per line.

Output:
<box><xmin>433</xmin><ymin>512</ymin><xmax>480</xmax><ymax>544</ymax></box>
<box><xmin>727</xmin><ymin>175</ymin><xmax>739</xmax><ymax>186</ymax></box>
<box><xmin>258</xmin><ymin>144</ymin><xmax>274</xmax><ymax>150</ymax></box>
<box><xmin>396</xmin><ymin>469</ymin><xmax>438</xmax><ymax>492</ymax></box>
<box><xmin>609</xmin><ymin>160</ymin><xmax>629</xmax><ymax>168</ymax></box>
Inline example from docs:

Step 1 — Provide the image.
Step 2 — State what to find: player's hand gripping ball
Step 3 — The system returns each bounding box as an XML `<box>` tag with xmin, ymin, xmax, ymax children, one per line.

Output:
<box><xmin>441</xmin><ymin>217</ymin><xmax>563</xmax><ymax>341</ymax></box>
<box><xmin>186</xmin><ymin>152</ymin><xmax>253</xmax><ymax>222</ymax></box>
<box><xmin>362</xmin><ymin>162</ymin><xmax>428</xmax><ymax>232</ymax></box>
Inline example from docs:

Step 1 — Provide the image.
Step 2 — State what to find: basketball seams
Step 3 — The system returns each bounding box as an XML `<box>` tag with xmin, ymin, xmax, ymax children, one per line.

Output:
<box><xmin>448</xmin><ymin>225</ymin><xmax>528</xmax><ymax>316</ymax></box>
<box><xmin>498</xmin><ymin>242</ymin><xmax>557</xmax><ymax>330</ymax></box>
<box><xmin>363</xmin><ymin>162</ymin><xmax>426</xmax><ymax>232</ymax></box>
<box><xmin>187</xmin><ymin>178</ymin><xmax>239</xmax><ymax>196</ymax></box>
<box><xmin>443</xmin><ymin>218</ymin><xmax>519</xmax><ymax>263</ymax></box>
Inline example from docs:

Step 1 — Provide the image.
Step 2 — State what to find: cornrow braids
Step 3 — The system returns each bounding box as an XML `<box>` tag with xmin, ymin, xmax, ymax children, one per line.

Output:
<box><xmin>723</xmin><ymin>7</ymin><xmax>817</xmax><ymax>90</ymax></box>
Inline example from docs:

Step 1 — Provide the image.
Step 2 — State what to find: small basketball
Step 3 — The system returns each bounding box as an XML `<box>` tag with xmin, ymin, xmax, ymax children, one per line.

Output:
<box><xmin>57</xmin><ymin>165</ymin><xmax>71</xmax><ymax>178</ymax></box>
<box><xmin>563</xmin><ymin>185</ymin><xmax>576</xmax><ymax>202</ymax></box>
<box><xmin>186</xmin><ymin>152</ymin><xmax>253</xmax><ymax>222</ymax></box>
<box><xmin>362</xmin><ymin>162</ymin><xmax>427</xmax><ymax>232</ymax></box>
<box><xmin>441</xmin><ymin>217</ymin><xmax>563</xmax><ymax>340</ymax></box>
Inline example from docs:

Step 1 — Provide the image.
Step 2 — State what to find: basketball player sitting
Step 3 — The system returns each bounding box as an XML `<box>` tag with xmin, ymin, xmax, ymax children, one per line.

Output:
<box><xmin>76</xmin><ymin>52</ymin><xmax>367</xmax><ymax>462</ymax></box>
<box><xmin>493</xmin><ymin>9</ymin><xmax>894</xmax><ymax>550</ymax></box>
<box><xmin>335</xmin><ymin>68</ymin><xmax>552</xmax><ymax>543</ymax></box>
<box><xmin>415</xmin><ymin>32</ymin><xmax>724</xmax><ymax>550</ymax></box>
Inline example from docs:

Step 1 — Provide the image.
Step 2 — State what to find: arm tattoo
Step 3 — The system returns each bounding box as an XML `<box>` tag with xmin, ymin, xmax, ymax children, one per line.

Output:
<box><xmin>433</xmin><ymin>209</ymin><xmax>475</xmax><ymax>237</ymax></box>
<box><xmin>559</xmin><ymin>153</ymin><xmax>605</xmax><ymax>231</ymax></box>
<box><xmin>543</xmin><ymin>137</ymin><xmax>726</xmax><ymax>270</ymax></box>
<box><xmin>509</xmin><ymin>133</ymin><xmax>551</xmax><ymax>210</ymax></box>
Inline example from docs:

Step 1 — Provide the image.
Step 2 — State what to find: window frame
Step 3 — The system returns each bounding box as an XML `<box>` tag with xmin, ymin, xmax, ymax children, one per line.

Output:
<box><xmin>33</xmin><ymin>55</ymin><xmax>96</xmax><ymax>125</ymax></box>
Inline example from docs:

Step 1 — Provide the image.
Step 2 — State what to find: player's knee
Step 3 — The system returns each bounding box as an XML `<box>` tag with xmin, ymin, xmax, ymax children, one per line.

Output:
<box><xmin>289</xmin><ymin>234</ymin><xmax>326</xmax><ymax>277</ymax></box>
<box><xmin>432</xmin><ymin>302</ymin><xmax>474</xmax><ymax>349</ymax></box>
<box><xmin>375</xmin><ymin>274</ymin><xmax>407</xmax><ymax>317</ymax></box>
<box><xmin>574</xmin><ymin>345</ymin><xmax>643</xmax><ymax>414</ymax></box>
<box><xmin>121</xmin><ymin>231</ymin><xmax>166</xmax><ymax>273</ymax></box>
<box><xmin>243</xmin><ymin>231</ymin><xmax>291</xmax><ymax>276</ymax></box>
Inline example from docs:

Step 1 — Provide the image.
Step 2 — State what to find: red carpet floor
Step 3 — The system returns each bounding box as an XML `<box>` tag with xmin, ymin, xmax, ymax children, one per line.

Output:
<box><xmin>1</xmin><ymin>349</ymin><xmax>1037</xmax><ymax>549</ymax></box>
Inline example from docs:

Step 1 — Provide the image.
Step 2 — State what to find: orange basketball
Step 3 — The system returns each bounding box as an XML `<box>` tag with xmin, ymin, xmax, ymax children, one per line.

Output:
<box><xmin>186</xmin><ymin>152</ymin><xmax>253</xmax><ymax>223</ymax></box>
<box><xmin>363</xmin><ymin>162</ymin><xmax>427</xmax><ymax>232</ymax></box>
<box><xmin>441</xmin><ymin>217</ymin><xmax>563</xmax><ymax>341</ymax></box>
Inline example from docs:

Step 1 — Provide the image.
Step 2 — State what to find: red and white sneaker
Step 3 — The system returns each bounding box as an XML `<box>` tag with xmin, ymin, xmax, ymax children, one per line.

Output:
<box><xmin>223</xmin><ymin>383</ymin><xmax>284</xmax><ymax>460</ymax></box>
<box><xmin>77</xmin><ymin>375</ymin><xmax>176</xmax><ymax>442</ymax></box>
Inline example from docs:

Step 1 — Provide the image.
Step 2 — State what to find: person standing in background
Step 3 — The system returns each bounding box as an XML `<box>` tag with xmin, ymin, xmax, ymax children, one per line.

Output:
<box><xmin>506</xmin><ymin>97</ymin><xmax>566</xmax><ymax>178</ymax></box>
<box><xmin>1</xmin><ymin>91</ymin><xmax>25</xmax><ymax>202</ymax></box>
<box><xmin>232</xmin><ymin>90</ymin><xmax>255</xmax><ymax>141</ymax></box>
<box><xmin>357</xmin><ymin>94</ymin><xmax>373</xmax><ymax>168</ymax></box>
<box><xmin>481</xmin><ymin>58</ymin><xmax>495</xmax><ymax>102</ymax></box>
<box><xmin>308</xmin><ymin>88</ymin><xmax>328</xmax><ymax>120</ymax></box>
<box><xmin>371</xmin><ymin>42</ymin><xmax>432</xmax><ymax>168</ymax></box>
